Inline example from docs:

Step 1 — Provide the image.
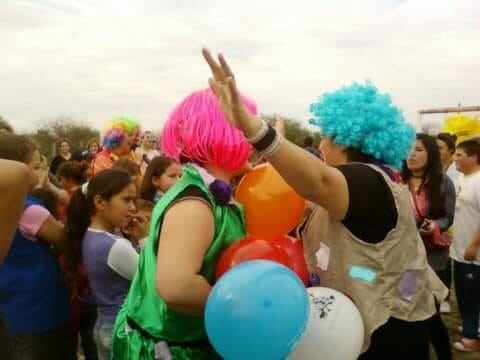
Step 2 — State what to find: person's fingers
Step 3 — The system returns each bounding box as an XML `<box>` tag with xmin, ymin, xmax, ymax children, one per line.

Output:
<box><xmin>226</xmin><ymin>76</ymin><xmax>240</xmax><ymax>105</ymax></box>
<box><xmin>202</xmin><ymin>48</ymin><xmax>225</xmax><ymax>81</ymax></box>
<box><xmin>218</xmin><ymin>54</ymin><xmax>234</xmax><ymax>79</ymax></box>
<box><xmin>209</xmin><ymin>78</ymin><xmax>222</xmax><ymax>98</ymax></box>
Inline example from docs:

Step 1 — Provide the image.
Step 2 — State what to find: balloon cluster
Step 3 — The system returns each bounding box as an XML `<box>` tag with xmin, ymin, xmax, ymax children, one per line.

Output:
<box><xmin>217</xmin><ymin>163</ymin><xmax>308</xmax><ymax>284</ymax></box>
<box><xmin>206</xmin><ymin>163</ymin><xmax>364</xmax><ymax>359</ymax></box>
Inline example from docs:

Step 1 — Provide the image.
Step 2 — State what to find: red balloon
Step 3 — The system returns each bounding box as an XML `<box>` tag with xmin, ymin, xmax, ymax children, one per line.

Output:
<box><xmin>216</xmin><ymin>236</ymin><xmax>291</xmax><ymax>280</ymax></box>
<box><xmin>270</xmin><ymin>236</ymin><xmax>309</xmax><ymax>286</ymax></box>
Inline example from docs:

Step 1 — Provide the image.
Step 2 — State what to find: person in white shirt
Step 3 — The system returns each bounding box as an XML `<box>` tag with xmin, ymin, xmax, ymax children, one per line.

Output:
<box><xmin>135</xmin><ymin>131</ymin><xmax>161</xmax><ymax>174</ymax></box>
<box><xmin>451</xmin><ymin>139</ymin><xmax>480</xmax><ymax>352</ymax></box>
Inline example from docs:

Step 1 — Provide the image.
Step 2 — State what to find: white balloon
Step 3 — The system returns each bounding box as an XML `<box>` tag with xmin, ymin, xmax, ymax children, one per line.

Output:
<box><xmin>289</xmin><ymin>287</ymin><xmax>364</xmax><ymax>360</ymax></box>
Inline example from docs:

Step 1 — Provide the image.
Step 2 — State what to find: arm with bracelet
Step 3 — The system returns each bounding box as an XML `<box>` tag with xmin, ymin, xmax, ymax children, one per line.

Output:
<box><xmin>203</xmin><ymin>49</ymin><xmax>349</xmax><ymax>220</ymax></box>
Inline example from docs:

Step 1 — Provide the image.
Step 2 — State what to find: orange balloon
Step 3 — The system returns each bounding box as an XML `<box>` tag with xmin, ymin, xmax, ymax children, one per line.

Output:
<box><xmin>235</xmin><ymin>164</ymin><xmax>305</xmax><ymax>240</ymax></box>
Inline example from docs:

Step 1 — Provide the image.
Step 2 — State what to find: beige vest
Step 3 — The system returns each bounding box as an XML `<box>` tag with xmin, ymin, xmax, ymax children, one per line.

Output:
<box><xmin>301</xmin><ymin>164</ymin><xmax>447</xmax><ymax>352</ymax></box>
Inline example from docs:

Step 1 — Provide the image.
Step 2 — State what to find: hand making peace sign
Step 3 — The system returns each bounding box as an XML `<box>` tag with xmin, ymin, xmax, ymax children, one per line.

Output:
<box><xmin>202</xmin><ymin>48</ymin><xmax>262</xmax><ymax>138</ymax></box>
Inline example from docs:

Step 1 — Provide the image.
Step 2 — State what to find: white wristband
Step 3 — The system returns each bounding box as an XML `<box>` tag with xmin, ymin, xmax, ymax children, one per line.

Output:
<box><xmin>246</xmin><ymin>121</ymin><xmax>269</xmax><ymax>144</ymax></box>
<box><xmin>258</xmin><ymin>132</ymin><xmax>283</xmax><ymax>158</ymax></box>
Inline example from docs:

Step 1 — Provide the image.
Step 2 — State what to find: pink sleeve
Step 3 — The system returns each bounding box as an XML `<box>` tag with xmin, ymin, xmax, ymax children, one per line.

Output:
<box><xmin>19</xmin><ymin>205</ymin><xmax>51</xmax><ymax>241</ymax></box>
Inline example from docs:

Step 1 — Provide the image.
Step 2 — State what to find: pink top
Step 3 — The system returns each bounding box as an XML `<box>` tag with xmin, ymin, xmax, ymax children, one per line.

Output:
<box><xmin>19</xmin><ymin>205</ymin><xmax>50</xmax><ymax>241</ymax></box>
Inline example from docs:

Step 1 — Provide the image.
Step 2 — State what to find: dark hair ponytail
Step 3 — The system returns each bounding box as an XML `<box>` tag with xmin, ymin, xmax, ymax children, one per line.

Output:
<box><xmin>64</xmin><ymin>169</ymin><xmax>133</xmax><ymax>275</ymax></box>
<box><xmin>57</xmin><ymin>161</ymin><xmax>89</xmax><ymax>184</ymax></box>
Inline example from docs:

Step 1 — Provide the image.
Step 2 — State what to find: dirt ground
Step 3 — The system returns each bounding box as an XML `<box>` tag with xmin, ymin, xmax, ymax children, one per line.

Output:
<box><xmin>433</xmin><ymin>291</ymin><xmax>479</xmax><ymax>360</ymax></box>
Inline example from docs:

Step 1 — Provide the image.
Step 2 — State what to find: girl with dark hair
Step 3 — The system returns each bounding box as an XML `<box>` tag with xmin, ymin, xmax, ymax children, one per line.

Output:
<box><xmin>403</xmin><ymin>133</ymin><xmax>456</xmax><ymax>359</ymax></box>
<box><xmin>65</xmin><ymin>169</ymin><xmax>147</xmax><ymax>360</ymax></box>
<box><xmin>403</xmin><ymin>134</ymin><xmax>456</xmax><ymax>278</ymax></box>
<box><xmin>0</xmin><ymin>133</ymin><xmax>73</xmax><ymax>360</ymax></box>
<box><xmin>139</xmin><ymin>156</ymin><xmax>183</xmax><ymax>202</ymax></box>
<box><xmin>57</xmin><ymin>160</ymin><xmax>98</xmax><ymax>360</ymax></box>
<box><xmin>57</xmin><ymin>161</ymin><xmax>89</xmax><ymax>195</ymax></box>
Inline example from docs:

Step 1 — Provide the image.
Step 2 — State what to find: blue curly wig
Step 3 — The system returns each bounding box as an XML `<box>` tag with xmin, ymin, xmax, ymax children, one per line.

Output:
<box><xmin>309</xmin><ymin>81</ymin><xmax>415</xmax><ymax>169</ymax></box>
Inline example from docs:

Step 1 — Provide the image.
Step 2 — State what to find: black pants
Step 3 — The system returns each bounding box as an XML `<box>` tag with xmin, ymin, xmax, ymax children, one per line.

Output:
<box><xmin>0</xmin><ymin>313</ymin><xmax>15</xmax><ymax>360</ymax></box>
<box><xmin>435</xmin><ymin>258</ymin><xmax>452</xmax><ymax>301</ymax></box>
<box><xmin>428</xmin><ymin>308</ymin><xmax>452</xmax><ymax>360</ymax></box>
<box><xmin>358</xmin><ymin>317</ymin><xmax>430</xmax><ymax>360</ymax></box>
<box><xmin>10</xmin><ymin>323</ymin><xmax>76</xmax><ymax>360</ymax></box>
<box><xmin>79</xmin><ymin>302</ymin><xmax>99</xmax><ymax>360</ymax></box>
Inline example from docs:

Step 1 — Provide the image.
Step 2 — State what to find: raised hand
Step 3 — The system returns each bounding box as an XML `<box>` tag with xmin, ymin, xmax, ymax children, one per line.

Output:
<box><xmin>202</xmin><ymin>48</ymin><xmax>261</xmax><ymax>137</ymax></box>
<box><xmin>274</xmin><ymin>115</ymin><xmax>286</xmax><ymax>136</ymax></box>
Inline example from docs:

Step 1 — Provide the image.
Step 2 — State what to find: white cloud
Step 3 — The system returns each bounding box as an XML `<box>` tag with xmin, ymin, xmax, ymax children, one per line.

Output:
<box><xmin>0</xmin><ymin>0</ymin><xmax>479</xmax><ymax>134</ymax></box>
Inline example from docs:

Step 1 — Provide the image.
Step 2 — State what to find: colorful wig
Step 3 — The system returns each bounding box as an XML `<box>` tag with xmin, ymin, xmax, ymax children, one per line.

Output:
<box><xmin>309</xmin><ymin>82</ymin><xmax>415</xmax><ymax>168</ymax></box>
<box><xmin>442</xmin><ymin>114</ymin><xmax>480</xmax><ymax>144</ymax></box>
<box><xmin>102</xmin><ymin>116</ymin><xmax>141</xmax><ymax>150</ymax></box>
<box><xmin>161</xmin><ymin>89</ymin><xmax>256</xmax><ymax>172</ymax></box>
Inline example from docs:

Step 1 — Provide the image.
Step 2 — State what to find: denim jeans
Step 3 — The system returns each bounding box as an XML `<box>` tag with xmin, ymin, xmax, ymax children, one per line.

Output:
<box><xmin>454</xmin><ymin>261</ymin><xmax>480</xmax><ymax>339</ymax></box>
<box><xmin>94</xmin><ymin>317</ymin><xmax>115</xmax><ymax>360</ymax></box>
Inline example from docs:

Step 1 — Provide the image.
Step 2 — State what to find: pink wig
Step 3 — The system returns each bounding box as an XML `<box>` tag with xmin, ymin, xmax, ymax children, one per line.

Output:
<box><xmin>161</xmin><ymin>89</ymin><xmax>256</xmax><ymax>172</ymax></box>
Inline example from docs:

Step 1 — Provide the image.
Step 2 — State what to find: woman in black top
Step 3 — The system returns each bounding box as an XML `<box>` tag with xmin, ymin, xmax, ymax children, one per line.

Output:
<box><xmin>50</xmin><ymin>139</ymin><xmax>72</xmax><ymax>176</ymax></box>
<box><xmin>202</xmin><ymin>49</ymin><xmax>447</xmax><ymax>359</ymax></box>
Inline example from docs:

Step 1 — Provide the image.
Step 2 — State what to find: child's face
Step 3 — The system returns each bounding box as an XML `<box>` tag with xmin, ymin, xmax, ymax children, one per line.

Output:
<box><xmin>138</xmin><ymin>209</ymin><xmax>152</xmax><ymax>230</ymax></box>
<box><xmin>27</xmin><ymin>150</ymin><xmax>42</xmax><ymax>191</ymax></box>
<box><xmin>153</xmin><ymin>163</ymin><xmax>183</xmax><ymax>193</ymax></box>
<box><xmin>94</xmin><ymin>183</ymin><xmax>137</xmax><ymax>228</ymax></box>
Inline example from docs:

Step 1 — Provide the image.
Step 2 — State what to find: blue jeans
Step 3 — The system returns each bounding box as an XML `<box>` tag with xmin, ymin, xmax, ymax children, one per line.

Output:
<box><xmin>93</xmin><ymin>317</ymin><xmax>114</xmax><ymax>360</ymax></box>
<box><xmin>454</xmin><ymin>261</ymin><xmax>480</xmax><ymax>339</ymax></box>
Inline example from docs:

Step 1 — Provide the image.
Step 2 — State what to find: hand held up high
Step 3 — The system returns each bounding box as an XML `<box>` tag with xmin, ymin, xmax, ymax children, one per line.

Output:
<box><xmin>202</xmin><ymin>48</ymin><xmax>262</xmax><ymax>138</ymax></box>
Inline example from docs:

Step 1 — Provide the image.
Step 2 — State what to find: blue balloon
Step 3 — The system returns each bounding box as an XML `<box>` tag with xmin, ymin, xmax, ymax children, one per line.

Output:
<box><xmin>205</xmin><ymin>260</ymin><xmax>309</xmax><ymax>360</ymax></box>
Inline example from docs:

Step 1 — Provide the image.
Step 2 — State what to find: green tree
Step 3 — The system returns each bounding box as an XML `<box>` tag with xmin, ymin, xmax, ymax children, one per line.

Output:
<box><xmin>0</xmin><ymin>116</ymin><xmax>13</xmax><ymax>132</ymax></box>
<box><xmin>28</xmin><ymin>117</ymin><xmax>99</xmax><ymax>160</ymax></box>
<box><xmin>261</xmin><ymin>114</ymin><xmax>321</xmax><ymax>147</ymax></box>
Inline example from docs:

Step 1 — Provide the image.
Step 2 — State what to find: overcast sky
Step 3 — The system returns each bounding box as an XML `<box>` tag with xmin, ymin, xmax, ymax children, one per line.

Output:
<box><xmin>1</xmin><ymin>0</ymin><xmax>479</xmax><ymax>133</ymax></box>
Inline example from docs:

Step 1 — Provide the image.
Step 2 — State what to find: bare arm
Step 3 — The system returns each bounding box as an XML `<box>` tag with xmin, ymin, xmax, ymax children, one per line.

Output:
<box><xmin>37</xmin><ymin>168</ymin><xmax>70</xmax><ymax>205</ymax></box>
<box><xmin>156</xmin><ymin>199</ymin><xmax>215</xmax><ymax>316</ymax></box>
<box><xmin>0</xmin><ymin>160</ymin><xmax>30</xmax><ymax>262</ymax></box>
<box><xmin>37</xmin><ymin>216</ymin><xmax>66</xmax><ymax>251</ymax></box>
<box><xmin>45</xmin><ymin>181</ymin><xmax>70</xmax><ymax>205</ymax></box>
<box><xmin>202</xmin><ymin>49</ymin><xmax>349</xmax><ymax>219</ymax></box>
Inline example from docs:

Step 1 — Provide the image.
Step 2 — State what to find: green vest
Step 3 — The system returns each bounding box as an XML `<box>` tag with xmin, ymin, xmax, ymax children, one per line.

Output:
<box><xmin>112</xmin><ymin>165</ymin><xmax>246</xmax><ymax>359</ymax></box>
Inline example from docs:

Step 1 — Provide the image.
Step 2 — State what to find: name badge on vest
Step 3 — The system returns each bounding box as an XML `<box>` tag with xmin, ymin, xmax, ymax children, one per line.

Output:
<box><xmin>398</xmin><ymin>270</ymin><xmax>418</xmax><ymax>301</ymax></box>
<box><xmin>315</xmin><ymin>243</ymin><xmax>330</xmax><ymax>271</ymax></box>
<box><xmin>348</xmin><ymin>265</ymin><xmax>377</xmax><ymax>283</ymax></box>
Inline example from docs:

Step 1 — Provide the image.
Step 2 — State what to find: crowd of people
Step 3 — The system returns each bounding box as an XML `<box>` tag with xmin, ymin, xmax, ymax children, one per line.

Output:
<box><xmin>0</xmin><ymin>49</ymin><xmax>479</xmax><ymax>359</ymax></box>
